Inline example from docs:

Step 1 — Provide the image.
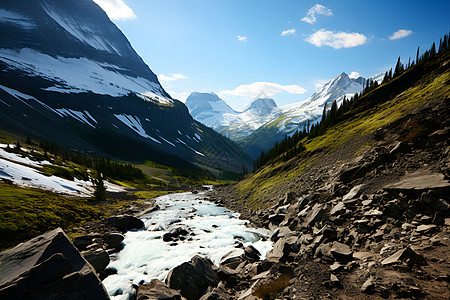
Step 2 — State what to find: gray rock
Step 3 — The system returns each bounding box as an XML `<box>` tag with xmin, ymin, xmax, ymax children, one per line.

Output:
<box><xmin>330</xmin><ymin>241</ymin><xmax>353</xmax><ymax>261</ymax></box>
<box><xmin>268</xmin><ymin>214</ymin><xmax>285</xmax><ymax>225</ymax></box>
<box><xmin>199</xmin><ymin>292</ymin><xmax>225</xmax><ymax>300</ymax></box>
<box><xmin>137</xmin><ymin>279</ymin><xmax>182</xmax><ymax>300</ymax></box>
<box><xmin>330</xmin><ymin>202</ymin><xmax>346</xmax><ymax>216</ymax></box>
<box><xmin>83</xmin><ymin>249</ymin><xmax>110</xmax><ymax>272</ymax></box>
<box><xmin>342</xmin><ymin>184</ymin><xmax>364</xmax><ymax>202</ymax></box>
<box><xmin>267</xmin><ymin>236</ymin><xmax>298</xmax><ymax>261</ymax></box>
<box><xmin>220</xmin><ymin>249</ymin><xmax>244</xmax><ymax>269</ymax></box>
<box><xmin>104</xmin><ymin>233</ymin><xmax>124</xmax><ymax>249</ymax></box>
<box><xmin>166</xmin><ymin>255</ymin><xmax>219</xmax><ymax>300</ymax></box>
<box><xmin>416</xmin><ymin>224</ymin><xmax>438</xmax><ymax>234</ymax></box>
<box><xmin>381</xmin><ymin>246</ymin><xmax>426</xmax><ymax>265</ymax></box>
<box><xmin>384</xmin><ymin>170</ymin><xmax>450</xmax><ymax>194</ymax></box>
<box><xmin>330</xmin><ymin>274</ymin><xmax>340</xmax><ymax>283</ymax></box>
<box><xmin>106</xmin><ymin>215</ymin><xmax>144</xmax><ymax>231</ymax></box>
<box><xmin>361</xmin><ymin>277</ymin><xmax>375</xmax><ymax>294</ymax></box>
<box><xmin>73</xmin><ymin>235</ymin><xmax>95</xmax><ymax>251</ymax></box>
<box><xmin>244</xmin><ymin>245</ymin><xmax>261</xmax><ymax>262</ymax></box>
<box><xmin>306</xmin><ymin>204</ymin><xmax>326</xmax><ymax>227</ymax></box>
<box><xmin>0</xmin><ymin>228</ymin><xmax>109</xmax><ymax>300</ymax></box>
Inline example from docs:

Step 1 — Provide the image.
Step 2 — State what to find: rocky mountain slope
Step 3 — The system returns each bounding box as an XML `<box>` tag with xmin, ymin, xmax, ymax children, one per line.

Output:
<box><xmin>0</xmin><ymin>0</ymin><xmax>249</xmax><ymax>174</ymax></box>
<box><xmin>207</xmin><ymin>46</ymin><xmax>450</xmax><ymax>299</ymax></box>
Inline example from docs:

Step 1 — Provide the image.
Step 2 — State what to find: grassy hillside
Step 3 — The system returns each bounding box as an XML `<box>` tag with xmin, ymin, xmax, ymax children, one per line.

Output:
<box><xmin>235</xmin><ymin>49</ymin><xmax>450</xmax><ymax>209</ymax></box>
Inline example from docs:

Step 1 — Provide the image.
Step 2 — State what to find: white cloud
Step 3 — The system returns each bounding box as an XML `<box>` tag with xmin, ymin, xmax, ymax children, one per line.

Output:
<box><xmin>349</xmin><ymin>71</ymin><xmax>360</xmax><ymax>79</ymax></box>
<box><xmin>93</xmin><ymin>0</ymin><xmax>136</xmax><ymax>21</ymax></box>
<box><xmin>314</xmin><ymin>80</ymin><xmax>327</xmax><ymax>91</ymax></box>
<box><xmin>389</xmin><ymin>29</ymin><xmax>413</xmax><ymax>40</ymax></box>
<box><xmin>281</xmin><ymin>28</ymin><xmax>296</xmax><ymax>36</ymax></box>
<box><xmin>306</xmin><ymin>29</ymin><xmax>367</xmax><ymax>49</ymax></box>
<box><xmin>301</xmin><ymin>4</ymin><xmax>332</xmax><ymax>24</ymax></box>
<box><xmin>237</xmin><ymin>35</ymin><xmax>248</xmax><ymax>42</ymax></box>
<box><xmin>168</xmin><ymin>90</ymin><xmax>190</xmax><ymax>102</ymax></box>
<box><xmin>159</xmin><ymin>73</ymin><xmax>188</xmax><ymax>82</ymax></box>
<box><xmin>219</xmin><ymin>82</ymin><xmax>307</xmax><ymax>99</ymax></box>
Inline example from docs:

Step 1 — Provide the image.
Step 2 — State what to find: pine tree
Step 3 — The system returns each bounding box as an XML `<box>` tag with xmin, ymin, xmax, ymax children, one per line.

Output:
<box><xmin>430</xmin><ymin>42</ymin><xmax>436</xmax><ymax>56</ymax></box>
<box><xmin>93</xmin><ymin>172</ymin><xmax>106</xmax><ymax>201</ymax></box>
<box><xmin>416</xmin><ymin>46</ymin><xmax>420</xmax><ymax>64</ymax></box>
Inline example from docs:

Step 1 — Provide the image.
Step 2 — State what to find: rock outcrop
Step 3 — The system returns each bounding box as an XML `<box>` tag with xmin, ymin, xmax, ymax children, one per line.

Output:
<box><xmin>0</xmin><ymin>228</ymin><xmax>109</xmax><ymax>300</ymax></box>
<box><xmin>166</xmin><ymin>255</ymin><xmax>219</xmax><ymax>300</ymax></box>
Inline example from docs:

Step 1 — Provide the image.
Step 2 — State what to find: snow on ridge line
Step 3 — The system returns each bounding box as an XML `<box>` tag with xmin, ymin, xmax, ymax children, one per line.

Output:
<box><xmin>176</xmin><ymin>138</ymin><xmax>205</xmax><ymax>156</ymax></box>
<box><xmin>0</xmin><ymin>48</ymin><xmax>171</xmax><ymax>104</ymax></box>
<box><xmin>158</xmin><ymin>136</ymin><xmax>176</xmax><ymax>147</ymax></box>
<box><xmin>0</xmin><ymin>83</ymin><xmax>64</xmax><ymax>116</ymax></box>
<box><xmin>113</xmin><ymin>114</ymin><xmax>161</xmax><ymax>144</ymax></box>
<box><xmin>0</xmin><ymin>8</ymin><xmax>36</xmax><ymax>30</ymax></box>
<box><xmin>56</xmin><ymin>108</ymin><xmax>97</xmax><ymax>128</ymax></box>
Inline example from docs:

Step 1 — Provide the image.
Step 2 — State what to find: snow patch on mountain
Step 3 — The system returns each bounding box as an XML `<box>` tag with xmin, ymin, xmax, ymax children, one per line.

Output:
<box><xmin>56</xmin><ymin>109</ymin><xmax>97</xmax><ymax>128</ymax></box>
<box><xmin>41</xmin><ymin>2</ymin><xmax>120</xmax><ymax>54</ymax></box>
<box><xmin>0</xmin><ymin>144</ymin><xmax>124</xmax><ymax>196</ymax></box>
<box><xmin>0</xmin><ymin>48</ymin><xmax>171</xmax><ymax>103</ymax></box>
<box><xmin>113</xmin><ymin>113</ymin><xmax>161</xmax><ymax>143</ymax></box>
<box><xmin>0</xmin><ymin>8</ymin><xmax>35</xmax><ymax>29</ymax></box>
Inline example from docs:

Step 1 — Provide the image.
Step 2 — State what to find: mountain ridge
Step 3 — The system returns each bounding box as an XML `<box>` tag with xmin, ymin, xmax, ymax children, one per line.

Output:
<box><xmin>0</xmin><ymin>0</ymin><xmax>250</xmax><ymax>175</ymax></box>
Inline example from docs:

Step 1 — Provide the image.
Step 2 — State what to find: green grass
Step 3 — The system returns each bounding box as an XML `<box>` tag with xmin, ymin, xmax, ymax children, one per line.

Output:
<box><xmin>0</xmin><ymin>183</ymin><xmax>99</xmax><ymax>250</ymax></box>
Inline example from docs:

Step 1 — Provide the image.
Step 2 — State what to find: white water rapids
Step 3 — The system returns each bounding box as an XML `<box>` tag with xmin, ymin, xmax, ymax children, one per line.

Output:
<box><xmin>102</xmin><ymin>189</ymin><xmax>273</xmax><ymax>299</ymax></box>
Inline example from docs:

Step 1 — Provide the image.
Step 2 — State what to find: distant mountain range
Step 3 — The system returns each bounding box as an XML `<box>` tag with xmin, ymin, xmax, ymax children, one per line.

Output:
<box><xmin>0</xmin><ymin>0</ymin><xmax>249</xmax><ymax>174</ymax></box>
<box><xmin>186</xmin><ymin>72</ymin><xmax>384</xmax><ymax>158</ymax></box>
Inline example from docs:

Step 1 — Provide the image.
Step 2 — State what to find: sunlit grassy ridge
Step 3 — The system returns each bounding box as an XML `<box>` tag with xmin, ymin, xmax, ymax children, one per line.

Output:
<box><xmin>236</xmin><ymin>58</ymin><xmax>450</xmax><ymax>209</ymax></box>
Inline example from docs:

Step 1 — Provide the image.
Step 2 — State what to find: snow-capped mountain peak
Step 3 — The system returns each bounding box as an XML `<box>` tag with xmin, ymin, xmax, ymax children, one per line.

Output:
<box><xmin>245</xmin><ymin>97</ymin><xmax>277</xmax><ymax>112</ymax></box>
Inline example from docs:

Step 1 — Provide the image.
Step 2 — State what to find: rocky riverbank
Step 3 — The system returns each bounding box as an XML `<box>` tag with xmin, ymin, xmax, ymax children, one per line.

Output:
<box><xmin>205</xmin><ymin>98</ymin><xmax>450</xmax><ymax>299</ymax></box>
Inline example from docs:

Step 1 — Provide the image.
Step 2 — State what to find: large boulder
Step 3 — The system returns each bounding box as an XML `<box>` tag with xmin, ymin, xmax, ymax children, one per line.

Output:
<box><xmin>267</xmin><ymin>236</ymin><xmax>298</xmax><ymax>261</ymax></box>
<box><xmin>104</xmin><ymin>233</ymin><xmax>124</xmax><ymax>249</ymax></box>
<box><xmin>166</xmin><ymin>255</ymin><xmax>219</xmax><ymax>300</ymax></box>
<box><xmin>384</xmin><ymin>170</ymin><xmax>450</xmax><ymax>196</ymax></box>
<box><xmin>106</xmin><ymin>215</ymin><xmax>144</xmax><ymax>231</ymax></box>
<box><xmin>0</xmin><ymin>228</ymin><xmax>109</xmax><ymax>300</ymax></box>
<box><xmin>137</xmin><ymin>279</ymin><xmax>182</xmax><ymax>300</ymax></box>
<box><xmin>83</xmin><ymin>249</ymin><xmax>110</xmax><ymax>272</ymax></box>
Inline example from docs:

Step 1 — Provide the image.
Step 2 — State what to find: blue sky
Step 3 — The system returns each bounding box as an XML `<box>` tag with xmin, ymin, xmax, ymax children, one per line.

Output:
<box><xmin>94</xmin><ymin>0</ymin><xmax>449</xmax><ymax>111</ymax></box>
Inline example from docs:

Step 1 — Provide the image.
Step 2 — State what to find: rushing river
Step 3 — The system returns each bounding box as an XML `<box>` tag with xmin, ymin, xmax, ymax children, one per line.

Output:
<box><xmin>102</xmin><ymin>188</ymin><xmax>273</xmax><ymax>299</ymax></box>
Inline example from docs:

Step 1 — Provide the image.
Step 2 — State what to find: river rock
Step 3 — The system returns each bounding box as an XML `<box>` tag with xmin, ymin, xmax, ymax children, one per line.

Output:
<box><xmin>220</xmin><ymin>249</ymin><xmax>245</xmax><ymax>269</ymax></box>
<box><xmin>83</xmin><ymin>249</ymin><xmax>110</xmax><ymax>272</ymax></box>
<box><xmin>0</xmin><ymin>228</ymin><xmax>109</xmax><ymax>299</ymax></box>
<box><xmin>73</xmin><ymin>235</ymin><xmax>95</xmax><ymax>250</ymax></box>
<box><xmin>104</xmin><ymin>233</ymin><xmax>124</xmax><ymax>249</ymax></box>
<box><xmin>244</xmin><ymin>245</ymin><xmax>261</xmax><ymax>262</ymax></box>
<box><xmin>107</xmin><ymin>215</ymin><xmax>144</xmax><ymax>231</ymax></box>
<box><xmin>267</xmin><ymin>236</ymin><xmax>298</xmax><ymax>261</ymax></box>
<box><xmin>137</xmin><ymin>279</ymin><xmax>182</xmax><ymax>300</ymax></box>
<box><xmin>166</xmin><ymin>255</ymin><xmax>219</xmax><ymax>300</ymax></box>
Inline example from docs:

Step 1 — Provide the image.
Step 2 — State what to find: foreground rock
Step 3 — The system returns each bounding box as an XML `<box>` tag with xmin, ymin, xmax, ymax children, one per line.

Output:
<box><xmin>166</xmin><ymin>255</ymin><xmax>219</xmax><ymax>300</ymax></box>
<box><xmin>0</xmin><ymin>228</ymin><xmax>109</xmax><ymax>300</ymax></box>
<box><xmin>137</xmin><ymin>279</ymin><xmax>183</xmax><ymax>300</ymax></box>
<box><xmin>106</xmin><ymin>215</ymin><xmax>144</xmax><ymax>231</ymax></box>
